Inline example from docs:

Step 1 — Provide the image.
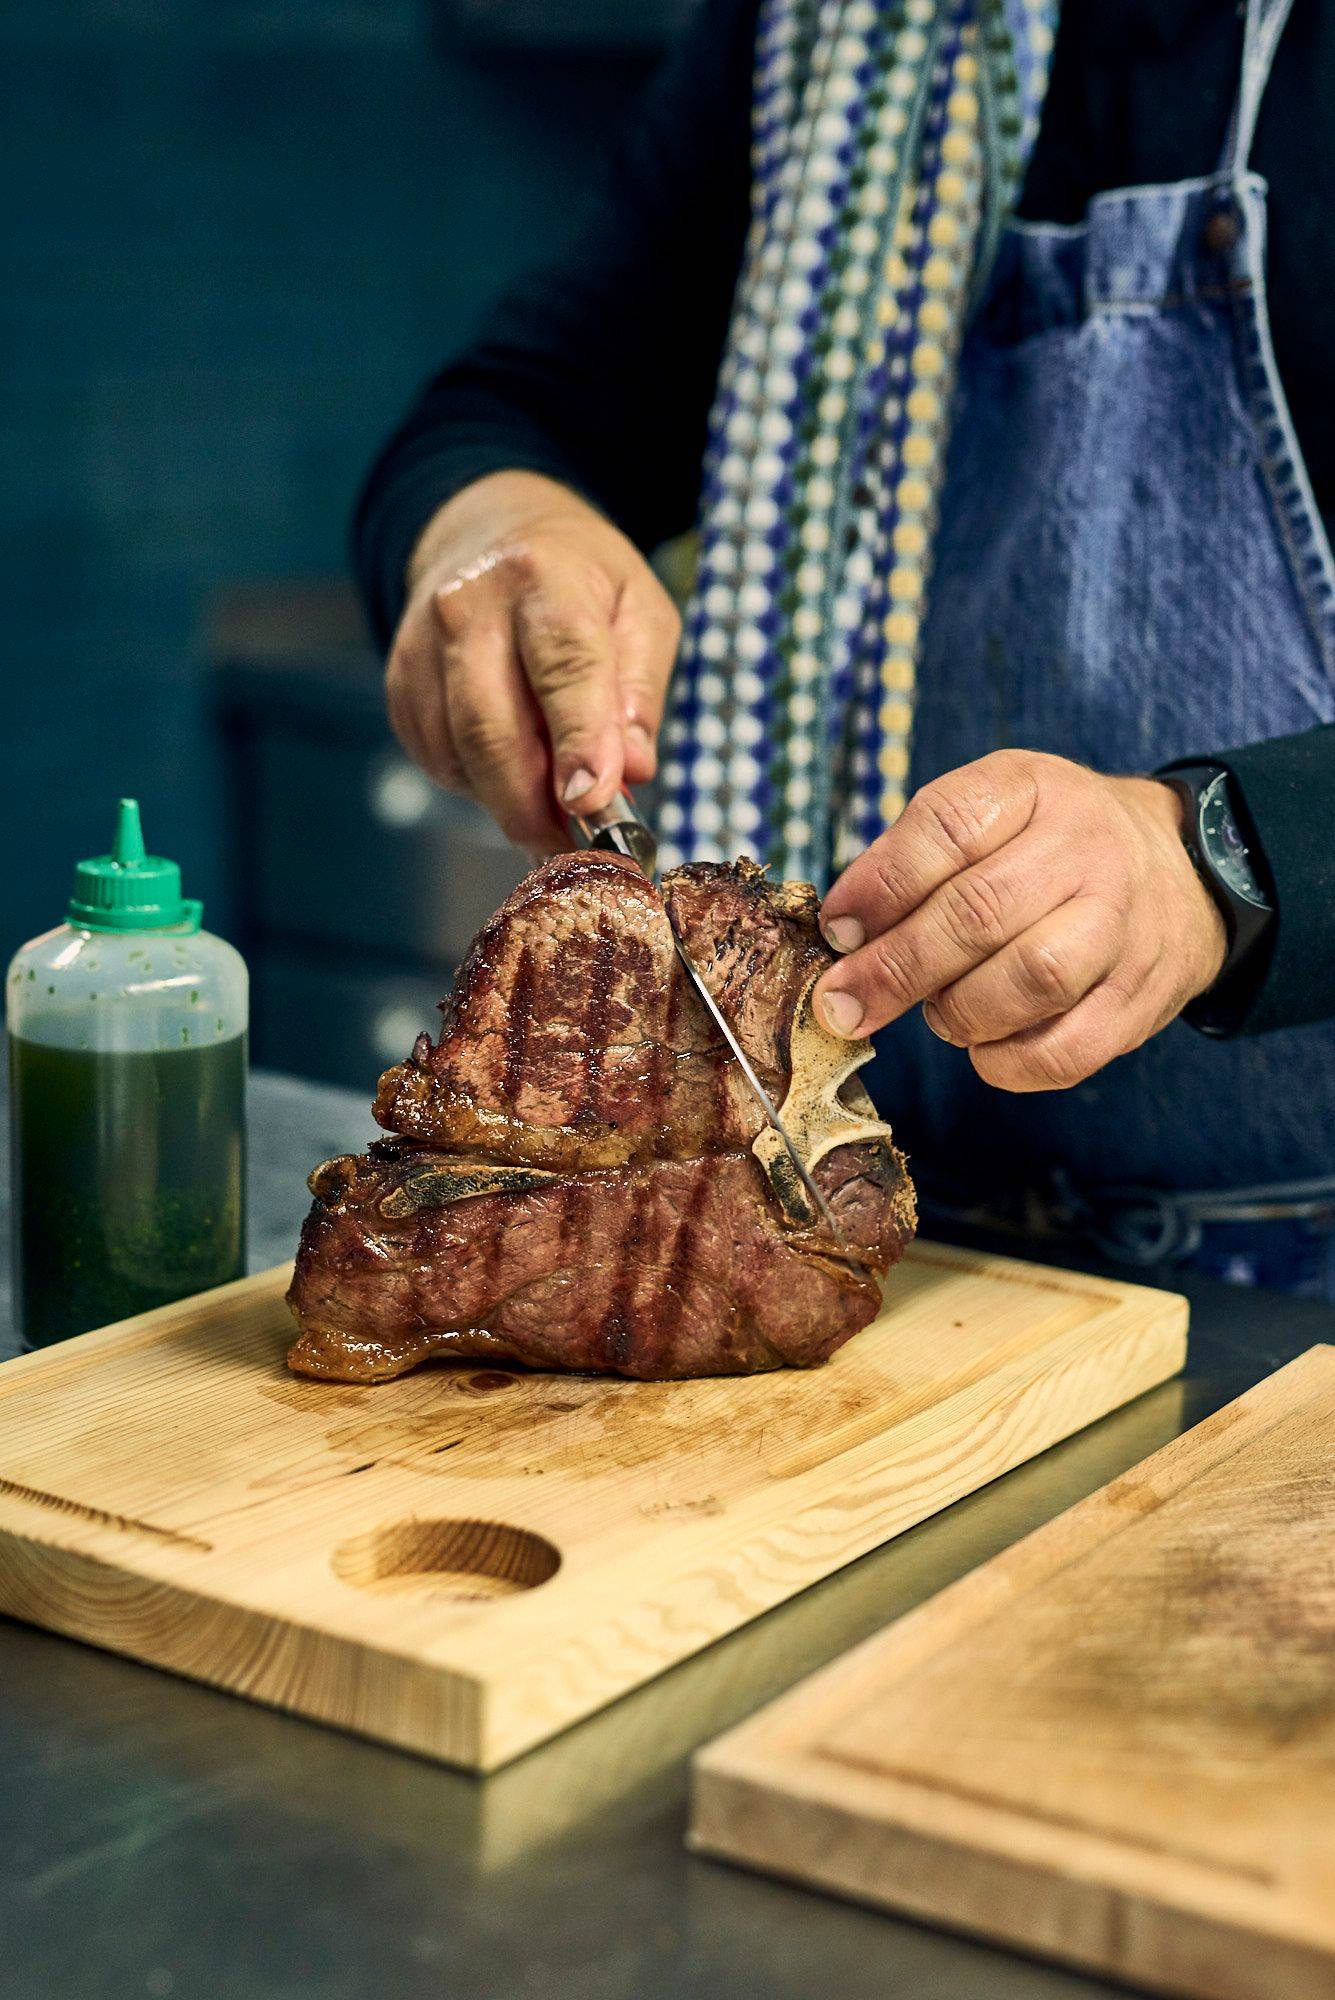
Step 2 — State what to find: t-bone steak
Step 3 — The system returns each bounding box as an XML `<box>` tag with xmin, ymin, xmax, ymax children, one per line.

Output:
<box><xmin>287</xmin><ymin>852</ymin><xmax>916</xmax><ymax>1380</ymax></box>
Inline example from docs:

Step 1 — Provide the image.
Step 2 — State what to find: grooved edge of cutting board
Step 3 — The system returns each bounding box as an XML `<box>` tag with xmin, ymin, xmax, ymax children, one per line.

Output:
<box><xmin>0</xmin><ymin>1242</ymin><xmax>1186</xmax><ymax>1768</ymax></box>
<box><xmin>690</xmin><ymin>1346</ymin><xmax>1335</xmax><ymax>2000</ymax></box>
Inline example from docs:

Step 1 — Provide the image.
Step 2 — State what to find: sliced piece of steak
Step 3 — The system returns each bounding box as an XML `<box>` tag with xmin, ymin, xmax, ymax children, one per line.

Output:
<box><xmin>662</xmin><ymin>860</ymin><xmax>831</xmax><ymax>1075</ymax></box>
<box><xmin>373</xmin><ymin>851</ymin><xmax>833</xmax><ymax>1170</ymax></box>
<box><xmin>287</xmin><ymin>1136</ymin><xmax>916</xmax><ymax>1382</ymax></box>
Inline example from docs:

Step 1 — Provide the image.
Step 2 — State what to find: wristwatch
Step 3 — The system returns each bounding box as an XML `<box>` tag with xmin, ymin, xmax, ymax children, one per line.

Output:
<box><xmin>1157</xmin><ymin>763</ymin><xmax>1275</xmax><ymax>1035</ymax></box>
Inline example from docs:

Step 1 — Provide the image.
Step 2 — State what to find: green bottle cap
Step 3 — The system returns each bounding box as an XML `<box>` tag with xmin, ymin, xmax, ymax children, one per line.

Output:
<box><xmin>67</xmin><ymin>799</ymin><xmax>203</xmax><ymax>934</ymax></box>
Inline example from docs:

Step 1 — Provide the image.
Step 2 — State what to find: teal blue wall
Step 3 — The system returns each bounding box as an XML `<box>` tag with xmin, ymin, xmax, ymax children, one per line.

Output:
<box><xmin>2</xmin><ymin>1</ymin><xmax>660</xmax><ymax>954</ymax></box>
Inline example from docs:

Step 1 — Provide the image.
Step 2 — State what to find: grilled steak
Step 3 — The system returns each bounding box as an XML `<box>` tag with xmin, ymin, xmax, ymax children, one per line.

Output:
<box><xmin>373</xmin><ymin>852</ymin><xmax>829</xmax><ymax>1170</ymax></box>
<box><xmin>287</xmin><ymin>1136</ymin><xmax>913</xmax><ymax>1381</ymax></box>
<box><xmin>288</xmin><ymin>853</ymin><xmax>916</xmax><ymax>1381</ymax></box>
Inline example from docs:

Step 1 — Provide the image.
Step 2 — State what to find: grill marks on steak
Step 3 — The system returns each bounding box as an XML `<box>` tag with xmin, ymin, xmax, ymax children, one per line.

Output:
<box><xmin>288</xmin><ymin>852</ymin><xmax>917</xmax><ymax>1381</ymax></box>
<box><xmin>372</xmin><ymin>852</ymin><xmax>826</xmax><ymax>1169</ymax></box>
<box><xmin>287</xmin><ymin>1138</ymin><xmax>914</xmax><ymax>1382</ymax></box>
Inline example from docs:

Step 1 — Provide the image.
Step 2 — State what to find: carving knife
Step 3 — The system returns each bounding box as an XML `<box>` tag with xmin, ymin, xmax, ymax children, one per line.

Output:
<box><xmin>574</xmin><ymin>792</ymin><xmax>846</xmax><ymax>1243</ymax></box>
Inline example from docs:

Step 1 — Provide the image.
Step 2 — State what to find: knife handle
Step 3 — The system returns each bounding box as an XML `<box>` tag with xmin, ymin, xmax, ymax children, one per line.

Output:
<box><xmin>572</xmin><ymin>791</ymin><xmax>658</xmax><ymax>878</ymax></box>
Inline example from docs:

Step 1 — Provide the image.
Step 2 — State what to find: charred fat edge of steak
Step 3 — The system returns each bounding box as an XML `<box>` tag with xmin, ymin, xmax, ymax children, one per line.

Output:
<box><xmin>307</xmin><ymin>1151</ymin><xmax>558</xmax><ymax>1219</ymax></box>
<box><xmin>375</xmin><ymin>1158</ymin><xmax>557</xmax><ymax>1217</ymax></box>
<box><xmin>287</xmin><ymin>1321</ymin><xmax>520</xmax><ymax>1384</ymax></box>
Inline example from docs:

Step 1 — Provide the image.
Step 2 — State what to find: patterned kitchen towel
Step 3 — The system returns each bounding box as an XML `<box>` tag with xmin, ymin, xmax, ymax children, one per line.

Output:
<box><xmin>659</xmin><ymin>0</ymin><xmax>1057</xmax><ymax>884</ymax></box>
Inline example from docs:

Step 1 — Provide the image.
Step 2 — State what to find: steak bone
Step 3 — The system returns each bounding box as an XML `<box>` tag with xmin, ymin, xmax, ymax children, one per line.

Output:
<box><xmin>751</xmin><ymin>969</ymin><xmax>899</xmax><ymax>1225</ymax></box>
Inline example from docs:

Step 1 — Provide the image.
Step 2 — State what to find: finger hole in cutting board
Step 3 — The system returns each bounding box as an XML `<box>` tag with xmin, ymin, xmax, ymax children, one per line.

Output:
<box><xmin>331</xmin><ymin>1516</ymin><xmax>561</xmax><ymax>1600</ymax></box>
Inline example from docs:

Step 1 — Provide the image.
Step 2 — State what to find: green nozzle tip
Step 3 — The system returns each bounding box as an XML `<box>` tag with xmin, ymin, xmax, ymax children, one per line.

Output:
<box><xmin>67</xmin><ymin>798</ymin><xmax>202</xmax><ymax>935</ymax></box>
<box><xmin>113</xmin><ymin>798</ymin><xmax>147</xmax><ymax>867</ymax></box>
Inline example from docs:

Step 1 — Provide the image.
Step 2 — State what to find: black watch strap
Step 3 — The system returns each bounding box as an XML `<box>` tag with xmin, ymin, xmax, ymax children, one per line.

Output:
<box><xmin>1156</xmin><ymin>763</ymin><xmax>1276</xmax><ymax>1037</ymax></box>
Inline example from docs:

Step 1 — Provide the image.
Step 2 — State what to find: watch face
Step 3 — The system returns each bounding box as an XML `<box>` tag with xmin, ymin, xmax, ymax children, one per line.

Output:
<box><xmin>1199</xmin><ymin>772</ymin><xmax>1269</xmax><ymax>908</ymax></box>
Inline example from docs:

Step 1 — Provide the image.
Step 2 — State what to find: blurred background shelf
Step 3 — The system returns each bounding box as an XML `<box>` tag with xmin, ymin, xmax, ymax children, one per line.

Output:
<box><xmin>212</xmin><ymin>580</ymin><xmax>523</xmax><ymax>1088</ymax></box>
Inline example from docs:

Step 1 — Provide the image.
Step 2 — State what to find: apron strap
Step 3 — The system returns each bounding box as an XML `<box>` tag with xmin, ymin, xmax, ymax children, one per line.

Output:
<box><xmin>1219</xmin><ymin>0</ymin><xmax>1298</xmax><ymax>176</ymax></box>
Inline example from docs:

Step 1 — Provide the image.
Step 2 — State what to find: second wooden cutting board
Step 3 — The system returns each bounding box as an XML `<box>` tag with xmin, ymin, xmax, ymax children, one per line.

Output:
<box><xmin>691</xmin><ymin>1345</ymin><xmax>1335</xmax><ymax>2000</ymax></box>
<box><xmin>0</xmin><ymin>1241</ymin><xmax>1184</xmax><ymax>1768</ymax></box>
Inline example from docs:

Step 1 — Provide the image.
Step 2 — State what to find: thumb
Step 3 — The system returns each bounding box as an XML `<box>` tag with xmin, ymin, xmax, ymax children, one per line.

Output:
<box><xmin>613</xmin><ymin>582</ymin><xmax>680</xmax><ymax>785</ymax></box>
<box><xmin>513</xmin><ymin>580</ymin><xmax>625</xmax><ymax>815</ymax></box>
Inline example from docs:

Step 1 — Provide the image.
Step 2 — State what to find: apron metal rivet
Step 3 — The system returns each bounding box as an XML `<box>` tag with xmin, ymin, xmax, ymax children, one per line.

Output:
<box><xmin>1202</xmin><ymin>207</ymin><xmax>1242</xmax><ymax>255</ymax></box>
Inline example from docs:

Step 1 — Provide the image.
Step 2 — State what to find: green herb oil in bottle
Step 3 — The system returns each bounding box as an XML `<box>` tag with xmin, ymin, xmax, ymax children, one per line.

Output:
<box><xmin>6</xmin><ymin>799</ymin><xmax>248</xmax><ymax>1348</ymax></box>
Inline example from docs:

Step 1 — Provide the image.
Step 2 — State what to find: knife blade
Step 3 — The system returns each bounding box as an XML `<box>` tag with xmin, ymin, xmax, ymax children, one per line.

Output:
<box><xmin>573</xmin><ymin>793</ymin><xmax>847</xmax><ymax>1245</ymax></box>
<box><xmin>574</xmin><ymin>791</ymin><xmax>659</xmax><ymax>877</ymax></box>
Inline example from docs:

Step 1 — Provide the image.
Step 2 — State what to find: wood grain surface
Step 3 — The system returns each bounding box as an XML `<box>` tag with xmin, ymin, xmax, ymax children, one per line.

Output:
<box><xmin>691</xmin><ymin>1346</ymin><xmax>1334</xmax><ymax>2000</ymax></box>
<box><xmin>0</xmin><ymin>1243</ymin><xmax>1185</xmax><ymax>1769</ymax></box>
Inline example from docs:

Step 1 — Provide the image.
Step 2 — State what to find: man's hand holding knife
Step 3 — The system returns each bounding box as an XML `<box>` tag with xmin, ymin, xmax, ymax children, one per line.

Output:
<box><xmin>388</xmin><ymin>470</ymin><xmax>680</xmax><ymax>856</ymax></box>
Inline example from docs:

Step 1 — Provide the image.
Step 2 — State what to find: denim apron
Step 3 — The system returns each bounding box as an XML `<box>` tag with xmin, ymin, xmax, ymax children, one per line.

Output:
<box><xmin>865</xmin><ymin>0</ymin><xmax>1335</xmax><ymax>1293</ymax></box>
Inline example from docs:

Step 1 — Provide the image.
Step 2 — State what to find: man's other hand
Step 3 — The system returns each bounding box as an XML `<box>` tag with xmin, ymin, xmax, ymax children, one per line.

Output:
<box><xmin>816</xmin><ymin>750</ymin><xmax>1228</xmax><ymax>1092</ymax></box>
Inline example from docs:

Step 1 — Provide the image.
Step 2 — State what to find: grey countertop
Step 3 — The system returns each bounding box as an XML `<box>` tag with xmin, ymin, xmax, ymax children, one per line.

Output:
<box><xmin>1</xmin><ymin>1069</ymin><xmax>1332</xmax><ymax>2000</ymax></box>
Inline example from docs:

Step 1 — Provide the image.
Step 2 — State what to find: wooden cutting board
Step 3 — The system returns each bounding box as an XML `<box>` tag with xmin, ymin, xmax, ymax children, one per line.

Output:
<box><xmin>0</xmin><ymin>1242</ymin><xmax>1184</xmax><ymax>1770</ymax></box>
<box><xmin>691</xmin><ymin>1345</ymin><xmax>1335</xmax><ymax>2000</ymax></box>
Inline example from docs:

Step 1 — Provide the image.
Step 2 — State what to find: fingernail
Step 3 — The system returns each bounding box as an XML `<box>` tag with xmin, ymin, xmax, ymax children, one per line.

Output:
<box><xmin>820</xmin><ymin>990</ymin><xmax>864</xmax><ymax>1038</ymax></box>
<box><xmin>561</xmin><ymin>767</ymin><xmax>598</xmax><ymax>806</ymax></box>
<box><xmin>922</xmin><ymin>1003</ymin><xmax>956</xmax><ymax>1045</ymax></box>
<box><xmin>626</xmin><ymin>722</ymin><xmax>654</xmax><ymax>756</ymax></box>
<box><xmin>821</xmin><ymin>915</ymin><xmax>865</xmax><ymax>954</ymax></box>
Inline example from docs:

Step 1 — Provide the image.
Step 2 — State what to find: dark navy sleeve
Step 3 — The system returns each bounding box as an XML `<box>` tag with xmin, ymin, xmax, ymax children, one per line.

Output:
<box><xmin>353</xmin><ymin>0</ymin><xmax>760</xmax><ymax>651</ymax></box>
<box><xmin>1165</xmin><ymin>723</ymin><xmax>1335</xmax><ymax>1035</ymax></box>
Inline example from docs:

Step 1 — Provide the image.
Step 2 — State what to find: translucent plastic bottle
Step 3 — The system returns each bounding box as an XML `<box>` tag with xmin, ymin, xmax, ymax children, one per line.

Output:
<box><xmin>6</xmin><ymin>800</ymin><xmax>248</xmax><ymax>1348</ymax></box>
